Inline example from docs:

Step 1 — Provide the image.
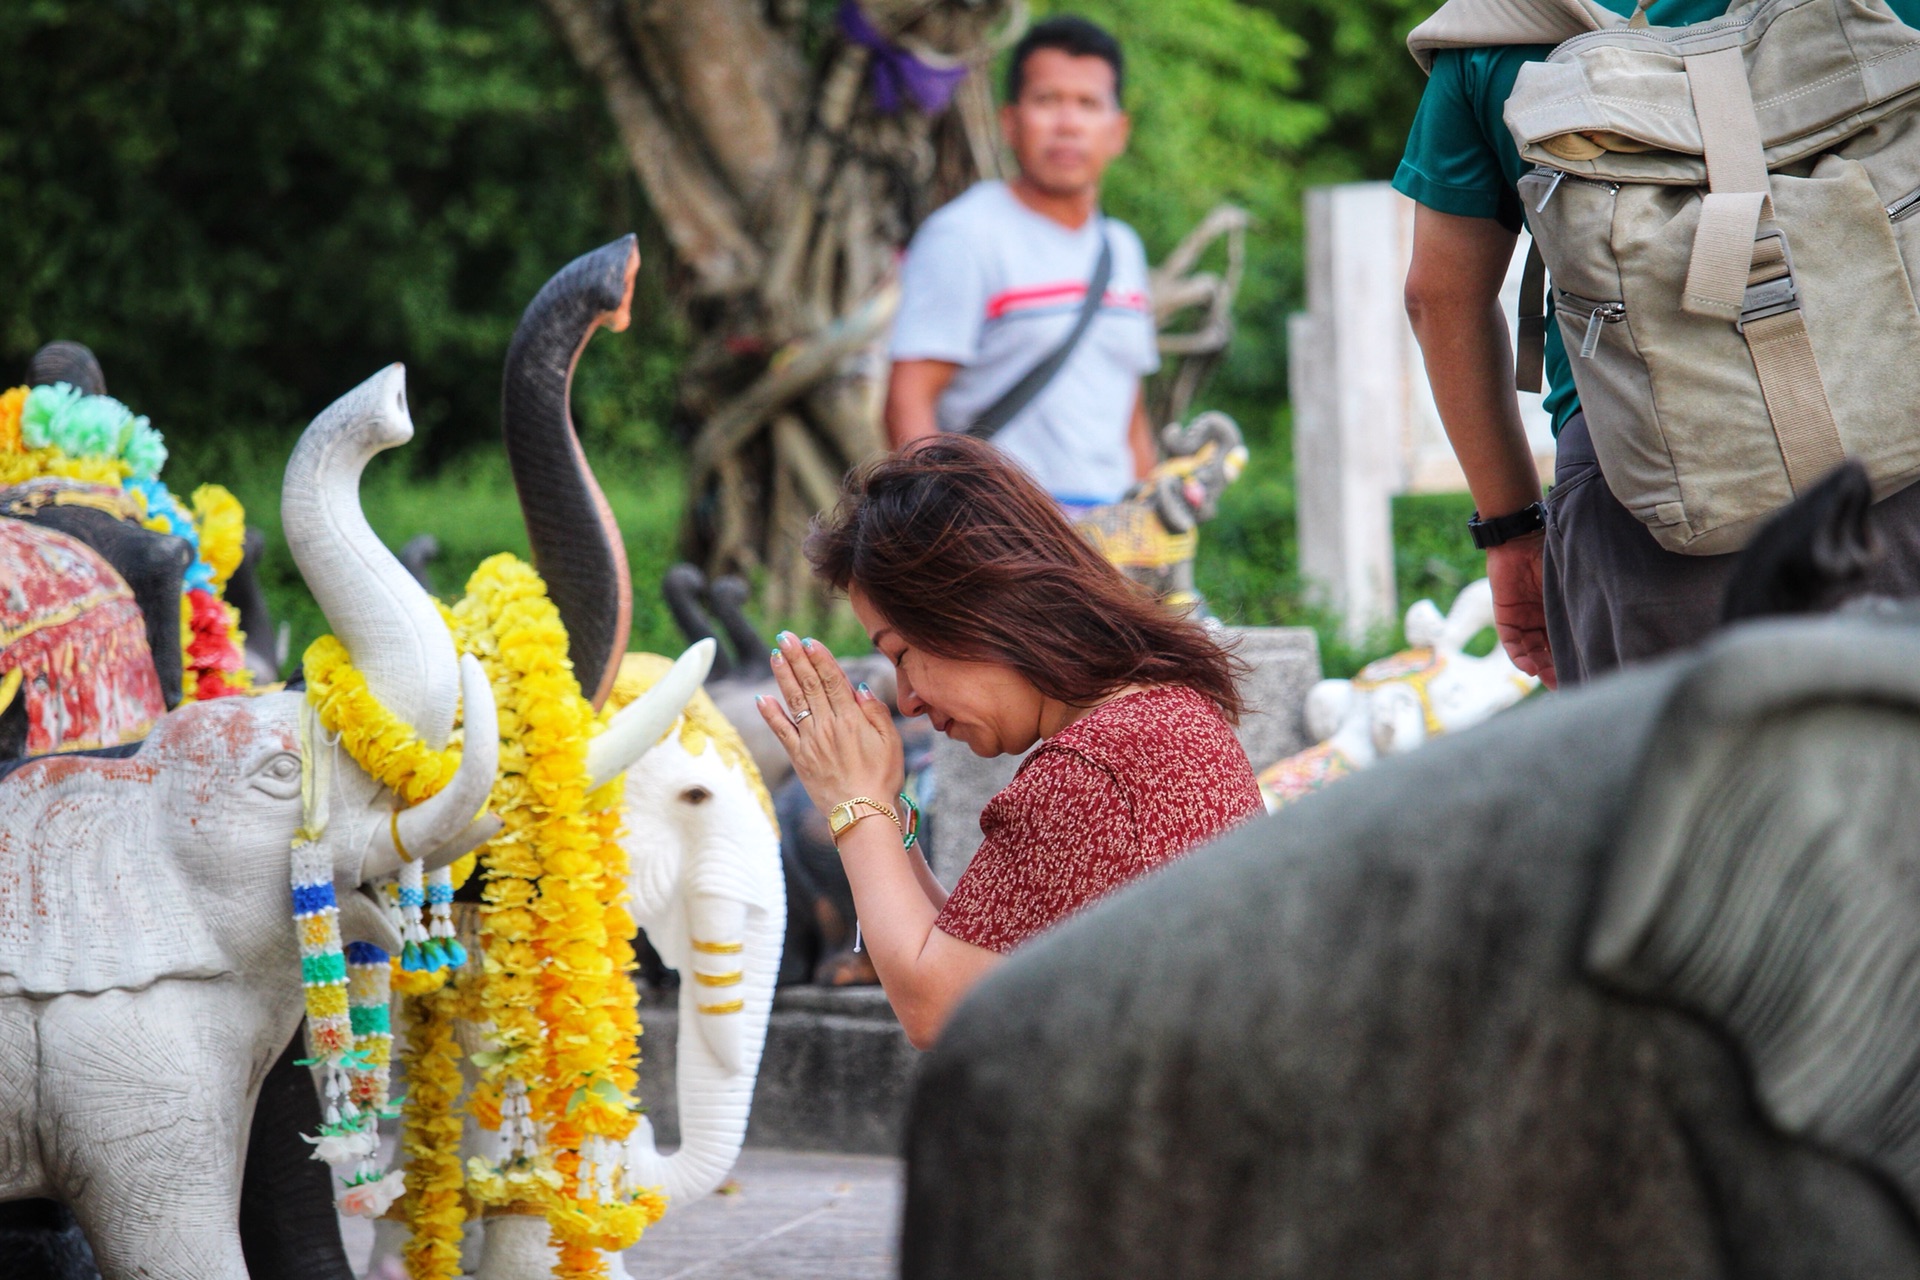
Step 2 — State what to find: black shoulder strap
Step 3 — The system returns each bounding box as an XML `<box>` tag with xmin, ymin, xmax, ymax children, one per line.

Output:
<box><xmin>967</xmin><ymin>228</ymin><xmax>1114</xmax><ymax>440</ymax></box>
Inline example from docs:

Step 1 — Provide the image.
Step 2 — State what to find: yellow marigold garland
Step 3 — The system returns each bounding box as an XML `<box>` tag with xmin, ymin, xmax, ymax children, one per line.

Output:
<box><xmin>450</xmin><ymin>554</ymin><xmax>661</xmax><ymax>1274</ymax></box>
<box><xmin>190</xmin><ymin>483</ymin><xmax>247</xmax><ymax>588</ymax></box>
<box><xmin>399</xmin><ymin>981</ymin><xmax>468</xmax><ymax>1280</ymax></box>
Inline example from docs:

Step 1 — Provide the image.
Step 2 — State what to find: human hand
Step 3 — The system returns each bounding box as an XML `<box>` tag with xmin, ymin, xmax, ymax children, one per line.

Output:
<box><xmin>1486</xmin><ymin>532</ymin><xmax>1557</xmax><ymax>690</ymax></box>
<box><xmin>757</xmin><ymin>631</ymin><xmax>905</xmax><ymax>822</ymax></box>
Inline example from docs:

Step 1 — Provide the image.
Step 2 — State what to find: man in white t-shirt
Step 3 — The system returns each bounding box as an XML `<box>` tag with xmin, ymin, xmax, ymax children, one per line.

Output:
<box><xmin>886</xmin><ymin>16</ymin><xmax>1159</xmax><ymax>510</ymax></box>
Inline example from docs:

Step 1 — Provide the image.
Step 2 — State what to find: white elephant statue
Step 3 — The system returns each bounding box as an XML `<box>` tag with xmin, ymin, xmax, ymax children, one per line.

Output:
<box><xmin>1259</xmin><ymin>578</ymin><xmax>1538</xmax><ymax>809</ymax></box>
<box><xmin>469</xmin><ymin>651</ymin><xmax>785</xmax><ymax>1279</ymax></box>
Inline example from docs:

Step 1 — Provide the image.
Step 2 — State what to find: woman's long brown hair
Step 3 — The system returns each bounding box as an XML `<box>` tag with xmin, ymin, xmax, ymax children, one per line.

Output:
<box><xmin>806</xmin><ymin>434</ymin><xmax>1247</xmax><ymax>721</ymax></box>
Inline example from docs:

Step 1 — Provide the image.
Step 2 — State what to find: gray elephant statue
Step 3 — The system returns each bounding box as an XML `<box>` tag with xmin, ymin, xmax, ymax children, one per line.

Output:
<box><xmin>902</xmin><ymin>608</ymin><xmax>1920</xmax><ymax>1278</ymax></box>
<box><xmin>1073</xmin><ymin>410</ymin><xmax>1248</xmax><ymax>616</ymax></box>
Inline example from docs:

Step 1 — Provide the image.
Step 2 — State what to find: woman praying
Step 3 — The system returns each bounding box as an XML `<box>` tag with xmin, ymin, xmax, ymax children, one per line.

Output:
<box><xmin>758</xmin><ymin>435</ymin><xmax>1263</xmax><ymax>1048</ymax></box>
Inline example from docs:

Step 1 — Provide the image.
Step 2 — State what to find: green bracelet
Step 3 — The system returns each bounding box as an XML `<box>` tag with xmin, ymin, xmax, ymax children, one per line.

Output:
<box><xmin>897</xmin><ymin>790</ymin><xmax>920</xmax><ymax>850</ymax></box>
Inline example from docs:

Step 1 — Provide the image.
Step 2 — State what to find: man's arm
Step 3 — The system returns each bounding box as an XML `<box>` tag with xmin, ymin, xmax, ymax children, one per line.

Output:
<box><xmin>1403</xmin><ymin>204</ymin><xmax>1556</xmax><ymax>688</ymax></box>
<box><xmin>884</xmin><ymin>359</ymin><xmax>959</xmax><ymax>450</ymax></box>
<box><xmin>1127</xmin><ymin>385</ymin><xmax>1155</xmax><ymax>480</ymax></box>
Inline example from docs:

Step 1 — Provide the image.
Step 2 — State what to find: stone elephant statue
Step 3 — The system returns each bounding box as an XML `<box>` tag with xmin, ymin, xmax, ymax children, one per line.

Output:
<box><xmin>468</xmin><ymin>652</ymin><xmax>787</xmax><ymax>1279</ymax></box>
<box><xmin>901</xmin><ymin>613</ymin><xmax>1920</xmax><ymax>1278</ymax></box>
<box><xmin>11</xmin><ymin>342</ymin><xmax>282</xmax><ymax>695</ymax></box>
<box><xmin>0</xmin><ymin>365</ymin><xmax>508</xmax><ymax>1280</ymax></box>
<box><xmin>0</xmin><ymin>477</ymin><xmax>194</xmax><ymax>711</ymax></box>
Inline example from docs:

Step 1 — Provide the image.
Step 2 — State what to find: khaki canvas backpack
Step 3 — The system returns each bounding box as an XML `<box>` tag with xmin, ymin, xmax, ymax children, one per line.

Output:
<box><xmin>1410</xmin><ymin>0</ymin><xmax>1920</xmax><ymax>554</ymax></box>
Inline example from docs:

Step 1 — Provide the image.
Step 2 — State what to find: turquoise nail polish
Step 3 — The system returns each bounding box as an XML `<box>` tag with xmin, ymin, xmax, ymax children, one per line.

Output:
<box><xmin>802</xmin><ymin>636</ymin><xmax>817</xmax><ymax>650</ymax></box>
<box><xmin>857</xmin><ymin>682</ymin><xmax>871</xmax><ymax>694</ymax></box>
<box><xmin>769</xmin><ymin>647</ymin><xmax>781</xmax><ymax>658</ymax></box>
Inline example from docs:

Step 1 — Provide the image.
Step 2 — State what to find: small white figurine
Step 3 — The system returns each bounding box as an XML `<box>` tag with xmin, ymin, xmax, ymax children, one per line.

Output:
<box><xmin>1259</xmin><ymin>579</ymin><xmax>1538</xmax><ymax>809</ymax></box>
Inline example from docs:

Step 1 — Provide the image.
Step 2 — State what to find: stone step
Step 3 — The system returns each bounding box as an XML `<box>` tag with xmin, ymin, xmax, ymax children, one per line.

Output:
<box><xmin>637</xmin><ymin>985</ymin><xmax>919</xmax><ymax>1157</ymax></box>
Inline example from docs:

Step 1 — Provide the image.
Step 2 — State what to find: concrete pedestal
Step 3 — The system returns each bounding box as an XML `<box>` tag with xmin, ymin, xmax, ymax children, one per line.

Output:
<box><xmin>639</xmin><ymin>985</ymin><xmax>920</xmax><ymax>1157</ymax></box>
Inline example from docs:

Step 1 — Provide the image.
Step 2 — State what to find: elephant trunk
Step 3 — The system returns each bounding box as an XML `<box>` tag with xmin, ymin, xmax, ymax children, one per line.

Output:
<box><xmin>282</xmin><ymin>364</ymin><xmax>459</xmax><ymax>750</ymax></box>
<box><xmin>626</xmin><ymin>889</ymin><xmax>782</xmax><ymax>1208</ymax></box>
<box><xmin>503</xmin><ymin>236</ymin><xmax>639</xmax><ymax>711</ymax></box>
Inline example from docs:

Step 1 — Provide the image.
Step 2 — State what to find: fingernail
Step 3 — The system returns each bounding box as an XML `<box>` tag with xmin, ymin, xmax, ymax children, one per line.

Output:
<box><xmin>777</xmin><ymin>631</ymin><xmax>795</xmax><ymax>644</ymax></box>
<box><xmin>801</xmin><ymin>636</ymin><xmax>817</xmax><ymax>650</ymax></box>
<box><xmin>770</xmin><ymin>651</ymin><xmax>784</xmax><ymax>665</ymax></box>
<box><xmin>857</xmin><ymin>682</ymin><xmax>871</xmax><ymax>697</ymax></box>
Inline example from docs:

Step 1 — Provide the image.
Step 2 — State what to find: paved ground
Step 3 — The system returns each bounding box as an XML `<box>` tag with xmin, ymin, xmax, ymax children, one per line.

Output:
<box><xmin>342</xmin><ymin>1149</ymin><xmax>904</xmax><ymax>1279</ymax></box>
<box><xmin>621</xmin><ymin>1150</ymin><xmax>902</xmax><ymax>1280</ymax></box>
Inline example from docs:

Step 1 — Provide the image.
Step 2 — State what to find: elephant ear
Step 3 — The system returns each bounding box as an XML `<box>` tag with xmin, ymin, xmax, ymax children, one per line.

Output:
<box><xmin>1588</xmin><ymin>617</ymin><xmax>1920</xmax><ymax>1213</ymax></box>
<box><xmin>0</xmin><ymin>759</ymin><xmax>225</xmax><ymax>996</ymax></box>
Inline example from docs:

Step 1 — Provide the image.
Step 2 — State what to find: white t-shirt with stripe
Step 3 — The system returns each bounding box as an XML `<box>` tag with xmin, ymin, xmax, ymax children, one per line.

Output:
<box><xmin>889</xmin><ymin>181</ymin><xmax>1159</xmax><ymax>505</ymax></box>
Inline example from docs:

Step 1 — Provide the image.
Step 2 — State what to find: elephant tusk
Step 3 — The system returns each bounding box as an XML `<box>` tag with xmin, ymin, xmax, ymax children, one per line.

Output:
<box><xmin>365</xmin><ymin>654</ymin><xmax>500</xmax><ymax>879</ymax></box>
<box><xmin>583</xmin><ymin>639</ymin><xmax>715</xmax><ymax>792</ymax></box>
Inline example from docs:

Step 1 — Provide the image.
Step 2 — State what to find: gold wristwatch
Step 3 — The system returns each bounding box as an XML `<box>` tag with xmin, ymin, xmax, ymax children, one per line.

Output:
<box><xmin>828</xmin><ymin>796</ymin><xmax>900</xmax><ymax>843</ymax></box>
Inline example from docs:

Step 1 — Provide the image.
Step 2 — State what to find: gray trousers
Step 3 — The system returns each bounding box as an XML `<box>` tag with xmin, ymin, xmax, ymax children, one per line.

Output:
<box><xmin>1543</xmin><ymin>412</ymin><xmax>1920</xmax><ymax>685</ymax></box>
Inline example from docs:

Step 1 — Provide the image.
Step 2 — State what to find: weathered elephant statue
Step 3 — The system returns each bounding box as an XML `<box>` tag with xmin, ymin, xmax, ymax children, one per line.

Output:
<box><xmin>11</xmin><ymin>342</ymin><xmax>284</xmax><ymax>697</ymax></box>
<box><xmin>901</xmin><ymin>611</ymin><xmax>1920</xmax><ymax>1278</ymax></box>
<box><xmin>0</xmin><ymin>478</ymin><xmax>195</xmax><ymax>710</ymax></box>
<box><xmin>0</xmin><ymin>364</ymin><xmax>507</xmax><ymax>1280</ymax></box>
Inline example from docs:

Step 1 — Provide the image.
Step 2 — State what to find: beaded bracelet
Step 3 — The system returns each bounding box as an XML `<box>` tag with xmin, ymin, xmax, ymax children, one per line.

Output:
<box><xmin>897</xmin><ymin>790</ymin><xmax>920</xmax><ymax>850</ymax></box>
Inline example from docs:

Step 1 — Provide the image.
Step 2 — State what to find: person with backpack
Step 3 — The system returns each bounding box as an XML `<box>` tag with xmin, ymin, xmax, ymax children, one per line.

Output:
<box><xmin>1398</xmin><ymin>0</ymin><xmax>1920</xmax><ymax>688</ymax></box>
<box><xmin>885</xmin><ymin>16</ymin><xmax>1160</xmax><ymax>515</ymax></box>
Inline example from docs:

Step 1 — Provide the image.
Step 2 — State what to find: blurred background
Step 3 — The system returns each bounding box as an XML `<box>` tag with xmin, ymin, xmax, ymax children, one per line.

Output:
<box><xmin>1</xmin><ymin>0</ymin><xmax>1466</xmax><ymax>675</ymax></box>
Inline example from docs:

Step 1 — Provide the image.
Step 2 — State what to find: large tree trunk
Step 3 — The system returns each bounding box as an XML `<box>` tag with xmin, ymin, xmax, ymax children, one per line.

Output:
<box><xmin>541</xmin><ymin>0</ymin><xmax>1020</xmax><ymax>618</ymax></box>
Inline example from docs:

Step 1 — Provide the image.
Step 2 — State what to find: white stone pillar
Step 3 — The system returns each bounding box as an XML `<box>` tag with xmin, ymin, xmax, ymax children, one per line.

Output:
<box><xmin>1291</xmin><ymin>182</ymin><xmax>1555</xmax><ymax>645</ymax></box>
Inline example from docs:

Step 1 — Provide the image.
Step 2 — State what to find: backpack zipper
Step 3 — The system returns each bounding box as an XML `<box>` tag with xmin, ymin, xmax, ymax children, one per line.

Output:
<box><xmin>1557</xmin><ymin>289</ymin><xmax>1627</xmax><ymax>357</ymax></box>
<box><xmin>1527</xmin><ymin>165</ymin><xmax>1620</xmax><ymax>212</ymax></box>
<box><xmin>1889</xmin><ymin>185</ymin><xmax>1920</xmax><ymax>223</ymax></box>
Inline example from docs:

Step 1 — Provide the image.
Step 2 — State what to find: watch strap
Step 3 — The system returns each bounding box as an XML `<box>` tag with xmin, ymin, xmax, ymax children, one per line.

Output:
<box><xmin>1468</xmin><ymin>501</ymin><xmax>1546</xmax><ymax>550</ymax></box>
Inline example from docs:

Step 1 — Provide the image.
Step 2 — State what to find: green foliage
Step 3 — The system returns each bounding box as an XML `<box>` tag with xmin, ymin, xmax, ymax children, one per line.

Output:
<box><xmin>0</xmin><ymin>0</ymin><xmax>680</xmax><ymax>465</ymax></box>
<box><xmin>1250</xmin><ymin>0</ymin><xmax>1443</xmax><ymax>183</ymax></box>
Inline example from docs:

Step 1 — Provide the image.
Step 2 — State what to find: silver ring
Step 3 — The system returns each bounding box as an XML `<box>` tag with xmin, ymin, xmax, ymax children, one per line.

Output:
<box><xmin>791</xmin><ymin>709</ymin><xmax>813</xmax><ymax>725</ymax></box>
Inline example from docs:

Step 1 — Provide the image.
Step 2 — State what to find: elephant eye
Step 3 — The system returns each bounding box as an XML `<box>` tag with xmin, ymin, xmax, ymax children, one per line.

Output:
<box><xmin>680</xmin><ymin>786</ymin><xmax>712</xmax><ymax>805</ymax></box>
<box><xmin>251</xmin><ymin>751</ymin><xmax>303</xmax><ymax>799</ymax></box>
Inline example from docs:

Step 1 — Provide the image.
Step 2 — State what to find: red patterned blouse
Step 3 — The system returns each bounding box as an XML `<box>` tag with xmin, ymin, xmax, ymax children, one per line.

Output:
<box><xmin>934</xmin><ymin>684</ymin><xmax>1263</xmax><ymax>954</ymax></box>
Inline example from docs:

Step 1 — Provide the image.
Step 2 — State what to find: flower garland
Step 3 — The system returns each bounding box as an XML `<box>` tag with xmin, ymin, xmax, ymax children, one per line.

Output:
<box><xmin>290</xmin><ymin>702</ymin><xmax>405</xmax><ymax>1218</ymax></box>
<box><xmin>399</xmin><ymin>980</ymin><xmax>468</xmax><ymax>1280</ymax></box>
<box><xmin>0</xmin><ymin>382</ymin><xmax>251</xmax><ymax>699</ymax></box>
<box><xmin>301</xmin><ymin>553</ymin><xmax>660</xmax><ymax>1279</ymax></box>
<box><xmin>450</xmin><ymin>554</ymin><xmax>661</xmax><ymax>1274</ymax></box>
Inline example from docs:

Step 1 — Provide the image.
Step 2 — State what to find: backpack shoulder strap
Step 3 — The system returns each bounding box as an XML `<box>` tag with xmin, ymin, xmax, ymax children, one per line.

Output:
<box><xmin>1408</xmin><ymin>0</ymin><xmax>1622</xmax><ymax>73</ymax></box>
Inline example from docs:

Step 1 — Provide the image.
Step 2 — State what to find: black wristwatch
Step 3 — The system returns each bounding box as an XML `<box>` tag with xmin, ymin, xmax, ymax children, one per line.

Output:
<box><xmin>1467</xmin><ymin>501</ymin><xmax>1546</xmax><ymax>549</ymax></box>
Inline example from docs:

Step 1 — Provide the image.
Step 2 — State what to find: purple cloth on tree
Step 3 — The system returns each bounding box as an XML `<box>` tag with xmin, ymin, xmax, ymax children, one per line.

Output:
<box><xmin>838</xmin><ymin>1</ymin><xmax>968</xmax><ymax>114</ymax></box>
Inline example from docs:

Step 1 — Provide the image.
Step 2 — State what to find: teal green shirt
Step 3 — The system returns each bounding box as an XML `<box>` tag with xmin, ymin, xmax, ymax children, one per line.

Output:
<box><xmin>1393</xmin><ymin>0</ymin><xmax>1920</xmax><ymax>434</ymax></box>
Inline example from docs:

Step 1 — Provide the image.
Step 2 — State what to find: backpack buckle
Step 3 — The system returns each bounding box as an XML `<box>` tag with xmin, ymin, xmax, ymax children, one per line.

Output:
<box><xmin>1737</xmin><ymin>231</ymin><xmax>1800</xmax><ymax>332</ymax></box>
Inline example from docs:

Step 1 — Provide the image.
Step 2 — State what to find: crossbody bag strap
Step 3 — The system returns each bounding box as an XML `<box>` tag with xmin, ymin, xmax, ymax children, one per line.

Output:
<box><xmin>967</xmin><ymin>227</ymin><xmax>1115</xmax><ymax>441</ymax></box>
